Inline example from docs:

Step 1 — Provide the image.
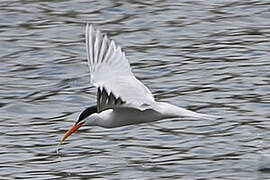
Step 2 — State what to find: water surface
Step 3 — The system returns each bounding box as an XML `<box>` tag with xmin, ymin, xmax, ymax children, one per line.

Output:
<box><xmin>1</xmin><ymin>0</ymin><xmax>270</xmax><ymax>179</ymax></box>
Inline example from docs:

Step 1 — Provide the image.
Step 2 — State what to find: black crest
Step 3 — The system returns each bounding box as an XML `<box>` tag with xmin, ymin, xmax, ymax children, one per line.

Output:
<box><xmin>76</xmin><ymin>106</ymin><xmax>97</xmax><ymax>124</ymax></box>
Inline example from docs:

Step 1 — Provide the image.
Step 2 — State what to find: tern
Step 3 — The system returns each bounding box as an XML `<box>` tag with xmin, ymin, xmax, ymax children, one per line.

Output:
<box><xmin>61</xmin><ymin>24</ymin><xmax>217</xmax><ymax>143</ymax></box>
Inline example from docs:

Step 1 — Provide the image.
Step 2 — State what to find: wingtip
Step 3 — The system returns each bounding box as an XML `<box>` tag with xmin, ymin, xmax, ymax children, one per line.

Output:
<box><xmin>86</xmin><ymin>23</ymin><xmax>92</xmax><ymax>28</ymax></box>
<box><xmin>89</xmin><ymin>24</ymin><xmax>93</xmax><ymax>32</ymax></box>
<box><xmin>84</xmin><ymin>22</ymin><xmax>134</xmax><ymax>84</ymax></box>
<box><xmin>86</xmin><ymin>23</ymin><xmax>90</xmax><ymax>32</ymax></box>
<box><xmin>86</xmin><ymin>23</ymin><xmax>95</xmax><ymax>33</ymax></box>
<box><xmin>201</xmin><ymin>114</ymin><xmax>222</xmax><ymax>120</ymax></box>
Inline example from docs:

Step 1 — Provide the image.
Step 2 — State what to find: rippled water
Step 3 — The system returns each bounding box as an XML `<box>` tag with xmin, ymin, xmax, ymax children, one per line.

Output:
<box><xmin>1</xmin><ymin>0</ymin><xmax>270</xmax><ymax>179</ymax></box>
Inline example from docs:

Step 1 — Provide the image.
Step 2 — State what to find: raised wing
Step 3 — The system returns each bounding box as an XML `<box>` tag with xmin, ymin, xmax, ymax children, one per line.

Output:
<box><xmin>85</xmin><ymin>24</ymin><xmax>154</xmax><ymax>112</ymax></box>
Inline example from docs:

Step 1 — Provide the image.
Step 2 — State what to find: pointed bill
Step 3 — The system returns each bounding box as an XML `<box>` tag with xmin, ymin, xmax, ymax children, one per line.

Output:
<box><xmin>60</xmin><ymin>122</ymin><xmax>84</xmax><ymax>143</ymax></box>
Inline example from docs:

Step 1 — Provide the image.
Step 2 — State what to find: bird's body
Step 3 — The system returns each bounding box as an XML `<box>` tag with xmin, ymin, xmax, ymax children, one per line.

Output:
<box><xmin>61</xmin><ymin>24</ymin><xmax>217</xmax><ymax>143</ymax></box>
<box><xmin>85</xmin><ymin>101</ymin><xmax>215</xmax><ymax>128</ymax></box>
<box><xmin>86</xmin><ymin>106</ymin><xmax>161</xmax><ymax>128</ymax></box>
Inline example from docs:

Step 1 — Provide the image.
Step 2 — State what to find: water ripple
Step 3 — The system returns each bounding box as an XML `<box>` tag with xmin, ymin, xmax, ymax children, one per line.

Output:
<box><xmin>0</xmin><ymin>0</ymin><xmax>270</xmax><ymax>179</ymax></box>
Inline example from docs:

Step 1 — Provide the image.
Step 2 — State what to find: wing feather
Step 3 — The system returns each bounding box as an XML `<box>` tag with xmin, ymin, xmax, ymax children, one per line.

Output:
<box><xmin>85</xmin><ymin>24</ymin><xmax>154</xmax><ymax>111</ymax></box>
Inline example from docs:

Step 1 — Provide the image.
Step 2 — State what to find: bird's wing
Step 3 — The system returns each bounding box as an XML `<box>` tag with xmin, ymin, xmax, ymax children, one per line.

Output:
<box><xmin>85</xmin><ymin>24</ymin><xmax>154</xmax><ymax>112</ymax></box>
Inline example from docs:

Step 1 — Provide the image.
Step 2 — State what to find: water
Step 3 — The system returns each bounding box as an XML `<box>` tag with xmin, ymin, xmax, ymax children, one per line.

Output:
<box><xmin>1</xmin><ymin>0</ymin><xmax>270</xmax><ymax>179</ymax></box>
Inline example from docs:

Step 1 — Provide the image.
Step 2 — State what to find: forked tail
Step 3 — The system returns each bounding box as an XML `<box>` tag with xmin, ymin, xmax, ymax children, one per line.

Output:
<box><xmin>156</xmin><ymin>102</ymin><xmax>219</xmax><ymax>120</ymax></box>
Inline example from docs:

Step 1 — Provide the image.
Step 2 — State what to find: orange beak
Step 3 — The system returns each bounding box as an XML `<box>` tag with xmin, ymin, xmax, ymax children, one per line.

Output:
<box><xmin>61</xmin><ymin>122</ymin><xmax>84</xmax><ymax>143</ymax></box>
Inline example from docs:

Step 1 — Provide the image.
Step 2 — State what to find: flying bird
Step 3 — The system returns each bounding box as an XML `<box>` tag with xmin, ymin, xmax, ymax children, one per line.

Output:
<box><xmin>61</xmin><ymin>24</ymin><xmax>217</xmax><ymax>143</ymax></box>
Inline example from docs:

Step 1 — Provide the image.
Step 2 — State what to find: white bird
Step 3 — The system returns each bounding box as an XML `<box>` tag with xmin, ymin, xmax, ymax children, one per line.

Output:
<box><xmin>61</xmin><ymin>24</ymin><xmax>217</xmax><ymax>143</ymax></box>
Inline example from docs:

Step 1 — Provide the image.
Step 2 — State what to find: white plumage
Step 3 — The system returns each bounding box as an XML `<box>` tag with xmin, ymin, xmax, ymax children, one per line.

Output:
<box><xmin>85</xmin><ymin>24</ymin><xmax>154</xmax><ymax>110</ymax></box>
<box><xmin>61</xmin><ymin>24</ymin><xmax>218</xmax><ymax>143</ymax></box>
<box><xmin>83</xmin><ymin>24</ymin><xmax>217</xmax><ymax>128</ymax></box>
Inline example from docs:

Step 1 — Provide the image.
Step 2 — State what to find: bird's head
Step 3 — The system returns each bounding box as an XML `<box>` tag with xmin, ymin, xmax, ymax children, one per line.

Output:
<box><xmin>61</xmin><ymin>106</ymin><xmax>97</xmax><ymax>143</ymax></box>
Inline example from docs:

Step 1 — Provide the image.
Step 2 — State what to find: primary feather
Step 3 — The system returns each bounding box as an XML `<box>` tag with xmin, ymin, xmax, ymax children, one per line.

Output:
<box><xmin>85</xmin><ymin>24</ymin><xmax>154</xmax><ymax>112</ymax></box>
<box><xmin>85</xmin><ymin>24</ymin><xmax>218</xmax><ymax>124</ymax></box>
<box><xmin>60</xmin><ymin>24</ymin><xmax>218</xmax><ymax>143</ymax></box>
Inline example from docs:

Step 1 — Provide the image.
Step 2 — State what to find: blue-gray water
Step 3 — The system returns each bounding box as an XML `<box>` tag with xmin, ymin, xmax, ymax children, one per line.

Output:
<box><xmin>1</xmin><ymin>0</ymin><xmax>270</xmax><ymax>179</ymax></box>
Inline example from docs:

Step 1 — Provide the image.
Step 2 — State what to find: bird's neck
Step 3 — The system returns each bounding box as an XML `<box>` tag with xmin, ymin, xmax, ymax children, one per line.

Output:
<box><xmin>84</xmin><ymin>113</ymin><xmax>102</xmax><ymax>127</ymax></box>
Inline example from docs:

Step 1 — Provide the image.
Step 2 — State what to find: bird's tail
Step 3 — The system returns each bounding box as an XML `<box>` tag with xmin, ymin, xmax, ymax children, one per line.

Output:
<box><xmin>185</xmin><ymin>110</ymin><xmax>219</xmax><ymax>120</ymax></box>
<box><xmin>157</xmin><ymin>102</ymin><xmax>220</xmax><ymax>120</ymax></box>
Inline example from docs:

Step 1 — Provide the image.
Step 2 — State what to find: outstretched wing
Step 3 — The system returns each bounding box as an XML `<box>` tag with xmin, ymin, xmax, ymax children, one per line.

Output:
<box><xmin>85</xmin><ymin>24</ymin><xmax>154</xmax><ymax>112</ymax></box>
